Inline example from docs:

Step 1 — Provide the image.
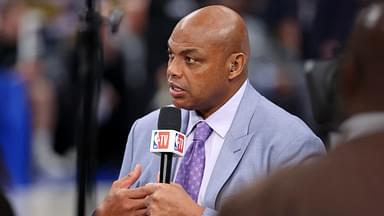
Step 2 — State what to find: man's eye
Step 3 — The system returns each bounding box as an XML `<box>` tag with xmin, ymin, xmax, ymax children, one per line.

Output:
<box><xmin>185</xmin><ymin>56</ymin><xmax>196</xmax><ymax>64</ymax></box>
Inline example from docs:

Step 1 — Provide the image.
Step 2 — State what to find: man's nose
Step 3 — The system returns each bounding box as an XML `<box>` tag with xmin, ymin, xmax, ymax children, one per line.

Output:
<box><xmin>167</xmin><ymin>58</ymin><xmax>182</xmax><ymax>79</ymax></box>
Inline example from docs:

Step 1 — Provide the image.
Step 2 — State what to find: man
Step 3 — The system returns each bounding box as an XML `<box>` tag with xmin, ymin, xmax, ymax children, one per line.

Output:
<box><xmin>219</xmin><ymin>3</ymin><xmax>384</xmax><ymax>216</ymax></box>
<box><xmin>96</xmin><ymin>5</ymin><xmax>325</xmax><ymax>216</ymax></box>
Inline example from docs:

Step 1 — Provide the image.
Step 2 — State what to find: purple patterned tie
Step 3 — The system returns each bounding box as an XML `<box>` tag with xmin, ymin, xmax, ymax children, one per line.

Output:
<box><xmin>175</xmin><ymin>121</ymin><xmax>213</xmax><ymax>202</ymax></box>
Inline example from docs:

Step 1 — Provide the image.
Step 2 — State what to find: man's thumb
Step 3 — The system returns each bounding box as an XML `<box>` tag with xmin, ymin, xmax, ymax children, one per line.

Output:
<box><xmin>115</xmin><ymin>164</ymin><xmax>142</xmax><ymax>188</ymax></box>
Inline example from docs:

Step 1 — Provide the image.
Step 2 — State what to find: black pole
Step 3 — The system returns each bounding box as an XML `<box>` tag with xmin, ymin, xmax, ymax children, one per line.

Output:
<box><xmin>160</xmin><ymin>153</ymin><xmax>173</xmax><ymax>183</ymax></box>
<box><xmin>75</xmin><ymin>0</ymin><xmax>102</xmax><ymax>215</ymax></box>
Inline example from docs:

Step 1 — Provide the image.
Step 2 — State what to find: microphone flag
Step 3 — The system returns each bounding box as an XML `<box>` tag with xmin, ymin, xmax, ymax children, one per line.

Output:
<box><xmin>150</xmin><ymin>129</ymin><xmax>186</xmax><ymax>157</ymax></box>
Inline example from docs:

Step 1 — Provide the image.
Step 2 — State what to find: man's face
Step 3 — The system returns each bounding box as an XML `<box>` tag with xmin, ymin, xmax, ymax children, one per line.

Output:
<box><xmin>167</xmin><ymin>27</ymin><xmax>231</xmax><ymax>118</ymax></box>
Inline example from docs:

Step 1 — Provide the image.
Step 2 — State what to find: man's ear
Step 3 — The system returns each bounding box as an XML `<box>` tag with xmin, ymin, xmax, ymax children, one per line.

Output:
<box><xmin>227</xmin><ymin>53</ymin><xmax>246</xmax><ymax>80</ymax></box>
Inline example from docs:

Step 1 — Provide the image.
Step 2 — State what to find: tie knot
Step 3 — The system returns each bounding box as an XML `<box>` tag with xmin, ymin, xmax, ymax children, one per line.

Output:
<box><xmin>193</xmin><ymin>121</ymin><xmax>213</xmax><ymax>142</ymax></box>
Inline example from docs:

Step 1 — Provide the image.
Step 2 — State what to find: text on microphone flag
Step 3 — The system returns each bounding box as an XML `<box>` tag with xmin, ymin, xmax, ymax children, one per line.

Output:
<box><xmin>155</xmin><ymin>131</ymin><xmax>170</xmax><ymax>149</ymax></box>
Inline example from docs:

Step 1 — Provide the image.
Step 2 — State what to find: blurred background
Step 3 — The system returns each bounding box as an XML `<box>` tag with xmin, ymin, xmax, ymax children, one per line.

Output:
<box><xmin>0</xmin><ymin>0</ymin><xmax>373</xmax><ymax>215</ymax></box>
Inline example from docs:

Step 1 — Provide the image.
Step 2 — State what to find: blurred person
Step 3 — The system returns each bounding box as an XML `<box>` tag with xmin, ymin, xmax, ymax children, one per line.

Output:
<box><xmin>92</xmin><ymin>0</ymin><xmax>151</xmax><ymax>169</ymax></box>
<box><xmin>97</xmin><ymin>22</ymin><xmax>131</xmax><ymax>169</ymax></box>
<box><xmin>114</xmin><ymin>0</ymin><xmax>154</xmax><ymax>126</ymax></box>
<box><xmin>0</xmin><ymin>69</ymin><xmax>31</xmax><ymax>186</ymax></box>
<box><xmin>115</xmin><ymin>0</ymin><xmax>150</xmax><ymax>91</ymax></box>
<box><xmin>0</xmin><ymin>1</ymin><xmax>24</xmax><ymax>69</ymax></box>
<box><xmin>46</xmin><ymin>0</ymin><xmax>150</xmax><ymax>176</ymax></box>
<box><xmin>0</xmin><ymin>2</ymin><xmax>30</xmax><ymax>186</ymax></box>
<box><xmin>1</xmin><ymin>1</ymin><xmax>74</xmax><ymax>180</ymax></box>
<box><xmin>262</xmin><ymin>0</ymin><xmax>311</xmax><ymax>120</ymax></box>
<box><xmin>263</xmin><ymin>0</ymin><xmax>301</xmax><ymax>57</ymax></box>
<box><xmin>50</xmin><ymin>0</ymin><xmax>149</xmax><ymax>172</ymax></box>
<box><xmin>219</xmin><ymin>3</ymin><xmax>384</xmax><ymax>216</ymax></box>
<box><xmin>46</xmin><ymin>2</ymin><xmax>88</xmax><ymax>169</ymax></box>
<box><xmin>16</xmin><ymin>7</ymin><xmax>71</xmax><ymax>180</ymax></box>
<box><xmin>95</xmin><ymin>5</ymin><xmax>325</xmax><ymax>216</ymax></box>
<box><xmin>94</xmin><ymin>0</ymin><xmax>152</xmax><ymax>169</ymax></box>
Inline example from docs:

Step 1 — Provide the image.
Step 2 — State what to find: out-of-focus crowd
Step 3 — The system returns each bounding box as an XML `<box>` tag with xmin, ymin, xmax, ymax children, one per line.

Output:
<box><xmin>0</xmin><ymin>0</ymin><xmax>372</xmax><ymax>203</ymax></box>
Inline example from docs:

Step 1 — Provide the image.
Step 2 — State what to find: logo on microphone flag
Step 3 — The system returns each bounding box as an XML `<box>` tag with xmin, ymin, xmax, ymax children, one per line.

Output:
<box><xmin>154</xmin><ymin>131</ymin><xmax>170</xmax><ymax>149</ymax></box>
<box><xmin>150</xmin><ymin>130</ymin><xmax>186</xmax><ymax>157</ymax></box>
<box><xmin>175</xmin><ymin>133</ymin><xmax>184</xmax><ymax>154</ymax></box>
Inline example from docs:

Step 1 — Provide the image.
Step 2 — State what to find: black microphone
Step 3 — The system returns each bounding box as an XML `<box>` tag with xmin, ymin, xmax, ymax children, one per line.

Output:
<box><xmin>157</xmin><ymin>107</ymin><xmax>181</xmax><ymax>183</ymax></box>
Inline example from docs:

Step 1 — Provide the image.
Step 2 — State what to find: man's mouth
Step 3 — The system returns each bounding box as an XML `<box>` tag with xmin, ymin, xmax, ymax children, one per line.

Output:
<box><xmin>171</xmin><ymin>85</ymin><xmax>183</xmax><ymax>91</ymax></box>
<box><xmin>169</xmin><ymin>83</ymin><xmax>186</xmax><ymax>97</ymax></box>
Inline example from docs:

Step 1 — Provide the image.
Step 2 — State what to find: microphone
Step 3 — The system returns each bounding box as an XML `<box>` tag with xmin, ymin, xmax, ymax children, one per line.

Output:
<box><xmin>150</xmin><ymin>107</ymin><xmax>186</xmax><ymax>183</ymax></box>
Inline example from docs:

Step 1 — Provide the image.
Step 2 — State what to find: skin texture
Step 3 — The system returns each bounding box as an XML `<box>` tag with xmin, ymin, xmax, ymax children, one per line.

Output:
<box><xmin>96</xmin><ymin>5</ymin><xmax>251</xmax><ymax>216</ymax></box>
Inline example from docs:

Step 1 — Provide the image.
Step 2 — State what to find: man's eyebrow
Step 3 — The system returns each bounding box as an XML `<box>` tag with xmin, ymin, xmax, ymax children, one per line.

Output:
<box><xmin>180</xmin><ymin>48</ymin><xmax>200</xmax><ymax>56</ymax></box>
<box><xmin>168</xmin><ymin>47</ymin><xmax>201</xmax><ymax>55</ymax></box>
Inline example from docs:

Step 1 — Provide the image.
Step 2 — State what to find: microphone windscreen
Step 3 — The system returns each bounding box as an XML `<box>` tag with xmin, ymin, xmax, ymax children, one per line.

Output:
<box><xmin>158</xmin><ymin>107</ymin><xmax>181</xmax><ymax>131</ymax></box>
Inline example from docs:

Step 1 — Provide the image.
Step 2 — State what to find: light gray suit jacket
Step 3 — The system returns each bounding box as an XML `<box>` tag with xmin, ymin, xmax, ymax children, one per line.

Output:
<box><xmin>119</xmin><ymin>82</ymin><xmax>325</xmax><ymax>216</ymax></box>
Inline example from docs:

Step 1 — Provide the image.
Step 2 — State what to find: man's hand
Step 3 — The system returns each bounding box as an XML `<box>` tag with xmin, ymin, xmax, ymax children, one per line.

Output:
<box><xmin>95</xmin><ymin>164</ymin><xmax>151</xmax><ymax>216</ymax></box>
<box><xmin>144</xmin><ymin>183</ymin><xmax>204</xmax><ymax>216</ymax></box>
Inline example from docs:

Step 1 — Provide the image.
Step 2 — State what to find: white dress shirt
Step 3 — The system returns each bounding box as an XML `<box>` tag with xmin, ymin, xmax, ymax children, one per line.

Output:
<box><xmin>174</xmin><ymin>80</ymin><xmax>248</xmax><ymax>205</ymax></box>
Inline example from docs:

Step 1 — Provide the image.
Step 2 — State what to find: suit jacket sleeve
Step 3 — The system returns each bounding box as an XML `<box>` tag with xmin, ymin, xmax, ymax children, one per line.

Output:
<box><xmin>271</xmin><ymin>133</ymin><xmax>325</xmax><ymax>171</ymax></box>
<box><xmin>118</xmin><ymin>120</ymin><xmax>138</xmax><ymax>179</ymax></box>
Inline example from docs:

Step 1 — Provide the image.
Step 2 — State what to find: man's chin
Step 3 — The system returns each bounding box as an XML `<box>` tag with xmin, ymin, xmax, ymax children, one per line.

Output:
<box><xmin>172</xmin><ymin>100</ymin><xmax>194</xmax><ymax>111</ymax></box>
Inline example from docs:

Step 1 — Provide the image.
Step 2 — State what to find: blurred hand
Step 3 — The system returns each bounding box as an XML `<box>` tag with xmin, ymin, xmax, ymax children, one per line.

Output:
<box><xmin>144</xmin><ymin>183</ymin><xmax>204</xmax><ymax>216</ymax></box>
<box><xmin>95</xmin><ymin>164</ymin><xmax>150</xmax><ymax>216</ymax></box>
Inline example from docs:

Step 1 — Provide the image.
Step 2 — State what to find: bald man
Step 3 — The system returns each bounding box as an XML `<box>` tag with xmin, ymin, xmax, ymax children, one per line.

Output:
<box><xmin>95</xmin><ymin>5</ymin><xmax>325</xmax><ymax>216</ymax></box>
<box><xmin>219</xmin><ymin>3</ymin><xmax>384</xmax><ymax>216</ymax></box>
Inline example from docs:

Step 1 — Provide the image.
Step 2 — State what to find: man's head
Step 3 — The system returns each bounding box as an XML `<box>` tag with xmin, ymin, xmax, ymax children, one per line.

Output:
<box><xmin>340</xmin><ymin>3</ymin><xmax>384</xmax><ymax>117</ymax></box>
<box><xmin>167</xmin><ymin>5</ymin><xmax>250</xmax><ymax>119</ymax></box>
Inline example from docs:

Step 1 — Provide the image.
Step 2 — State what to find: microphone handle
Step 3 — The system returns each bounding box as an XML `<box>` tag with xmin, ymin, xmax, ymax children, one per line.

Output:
<box><xmin>160</xmin><ymin>152</ymin><xmax>173</xmax><ymax>183</ymax></box>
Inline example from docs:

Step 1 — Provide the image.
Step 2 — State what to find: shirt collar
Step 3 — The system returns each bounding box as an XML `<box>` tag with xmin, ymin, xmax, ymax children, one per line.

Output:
<box><xmin>338</xmin><ymin>112</ymin><xmax>384</xmax><ymax>143</ymax></box>
<box><xmin>186</xmin><ymin>80</ymin><xmax>248</xmax><ymax>138</ymax></box>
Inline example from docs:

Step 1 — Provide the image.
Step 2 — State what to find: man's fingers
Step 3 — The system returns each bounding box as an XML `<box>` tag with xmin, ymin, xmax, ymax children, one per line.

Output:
<box><xmin>133</xmin><ymin>208</ymin><xmax>148</xmax><ymax>216</ymax></box>
<box><xmin>113</xmin><ymin>164</ymin><xmax>142</xmax><ymax>188</ymax></box>
<box><xmin>122</xmin><ymin>196</ymin><xmax>147</xmax><ymax>209</ymax></box>
<box><xmin>143</xmin><ymin>183</ymin><xmax>161</xmax><ymax>194</ymax></box>
<box><xmin>122</xmin><ymin>186</ymin><xmax>154</xmax><ymax>199</ymax></box>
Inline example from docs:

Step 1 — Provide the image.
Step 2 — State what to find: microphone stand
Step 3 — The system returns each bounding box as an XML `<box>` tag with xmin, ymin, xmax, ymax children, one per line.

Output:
<box><xmin>75</xmin><ymin>0</ymin><xmax>102</xmax><ymax>215</ymax></box>
<box><xmin>160</xmin><ymin>153</ymin><xmax>173</xmax><ymax>183</ymax></box>
<box><xmin>74</xmin><ymin>0</ymin><xmax>123</xmax><ymax>214</ymax></box>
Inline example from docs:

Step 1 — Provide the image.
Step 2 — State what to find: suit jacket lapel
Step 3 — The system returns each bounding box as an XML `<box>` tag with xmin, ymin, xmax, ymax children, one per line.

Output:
<box><xmin>204</xmin><ymin>83</ymin><xmax>259</xmax><ymax>208</ymax></box>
